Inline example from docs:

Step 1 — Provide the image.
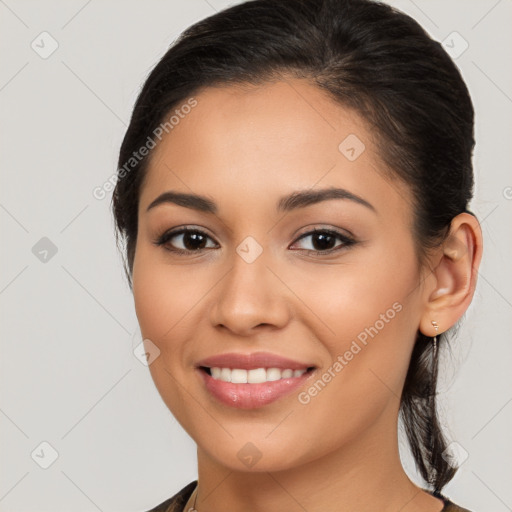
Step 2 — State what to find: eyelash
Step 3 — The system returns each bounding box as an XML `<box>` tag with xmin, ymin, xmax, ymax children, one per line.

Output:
<box><xmin>153</xmin><ymin>226</ymin><xmax>357</xmax><ymax>256</ymax></box>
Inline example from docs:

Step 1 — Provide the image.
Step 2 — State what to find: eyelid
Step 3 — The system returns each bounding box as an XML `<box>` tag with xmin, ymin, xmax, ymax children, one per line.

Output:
<box><xmin>292</xmin><ymin>224</ymin><xmax>355</xmax><ymax>241</ymax></box>
<box><xmin>152</xmin><ymin>226</ymin><xmax>217</xmax><ymax>255</ymax></box>
<box><xmin>289</xmin><ymin>226</ymin><xmax>356</xmax><ymax>252</ymax></box>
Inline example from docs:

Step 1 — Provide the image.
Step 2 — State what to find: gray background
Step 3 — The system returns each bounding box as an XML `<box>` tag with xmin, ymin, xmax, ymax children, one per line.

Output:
<box><xmin>1</xmin><ymin>0</ymin><xmax>511</xmax><ymax>511</ymax></box>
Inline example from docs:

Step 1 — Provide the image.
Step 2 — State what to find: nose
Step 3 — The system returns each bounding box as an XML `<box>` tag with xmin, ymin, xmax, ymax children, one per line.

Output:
<box><xmin>208</xmin><ymin>248</ymin><xmax>291</xmax><ymax>336</ymax></box>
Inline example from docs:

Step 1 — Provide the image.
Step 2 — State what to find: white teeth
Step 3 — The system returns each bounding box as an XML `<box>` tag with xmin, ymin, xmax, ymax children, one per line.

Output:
<box><xmin>231</xmin><ymin>369</ymin><xmax>247</xmax><ymax>383</ymax></box>
<box><xmin>247</xmin><ymin>368</ymin><xmax>267</xmax><ymax>383</ymax></box>
<box><xmin>208</xmin><ymin>367</ymin><xmax>310</xmax><ymax>383</ymax></box>
<box><xmin>266</xmin><ymin>367</ymin><xmax>282</xmax><ymax>381</ymax></box>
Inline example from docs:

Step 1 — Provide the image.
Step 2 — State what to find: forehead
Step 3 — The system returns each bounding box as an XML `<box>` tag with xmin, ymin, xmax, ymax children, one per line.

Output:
<box><xmin>139</xmin><ymin>78</ymin><xmax>412</xmax><ymax>223</ymax></box>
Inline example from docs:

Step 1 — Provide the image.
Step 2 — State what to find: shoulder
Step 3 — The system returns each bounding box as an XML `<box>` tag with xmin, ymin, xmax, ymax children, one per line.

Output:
<box><xmin>437</xmin><ymin>493</ymin><xmax>473</xmax><ymax>512</ymax></box>
<box><xmin>442</xmin><ymin>503</ymin><xmax>473</xmax><ymax>512</ymax></box>
<box><xmin>143</xmin><ymin>483</ymin><xmax>474</xmax><ymax>512</ymax></box>
<box><xmin>143</xmin><ymin>481</ymin><xmax>198</xmax><ymax>512</ymax></box>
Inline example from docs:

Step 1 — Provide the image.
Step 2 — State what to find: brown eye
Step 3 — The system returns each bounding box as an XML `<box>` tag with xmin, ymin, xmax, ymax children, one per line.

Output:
<box><xmin>155</xmin><ymin>228</ymin><xmax>218</xmax><ymax>254</ymax></box>
<box><xmin>291</xmin><ymin>228</ymin><xmax>356</xmax><ymax>254</ymax></box>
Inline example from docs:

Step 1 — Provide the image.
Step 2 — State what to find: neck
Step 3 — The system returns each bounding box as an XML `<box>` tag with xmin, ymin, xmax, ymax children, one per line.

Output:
<box><xmin>190</xmin><ymin>405</ymin><xmax>444</xmax><ymax>512</ymax></box>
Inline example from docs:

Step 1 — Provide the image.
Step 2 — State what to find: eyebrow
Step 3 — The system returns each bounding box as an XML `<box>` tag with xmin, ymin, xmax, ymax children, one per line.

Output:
<box><xmin>146</xmin><ymin>187</ymin><xmax>376</xmax><ymax>214</ymax></box>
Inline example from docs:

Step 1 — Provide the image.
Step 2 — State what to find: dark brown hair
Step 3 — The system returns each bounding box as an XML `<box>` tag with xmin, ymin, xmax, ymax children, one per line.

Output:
<box><xmin>112</xmin><ymin>0</ymin><xmax>476</xmax><ymax>493</ymax></box>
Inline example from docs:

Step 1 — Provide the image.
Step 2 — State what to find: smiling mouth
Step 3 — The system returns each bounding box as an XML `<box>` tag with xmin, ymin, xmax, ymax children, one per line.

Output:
<box><xmin>199</xmin><ymin>366</ymin><xmax>316</xmax><ymax>384</ymax></box>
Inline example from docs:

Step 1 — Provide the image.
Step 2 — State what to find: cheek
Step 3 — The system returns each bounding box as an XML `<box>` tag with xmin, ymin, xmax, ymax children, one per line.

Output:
<box><xmin>132</xmin><ymin>244</ymin><xmax>202</xmax><ymax>341</ymax></box>
<box><xmin>132</xmin><ymin>247</ymin><xmax>200</xmax><ymax>429</ymax></box>
<box><xmin>131</xmin><ymin>243</ymin><xmax>221</xmax><ymax>396</ymax></box>
<box><xmin>291</xmin><ymin>241</ymin><xmax>421</xmax><ymax>403</ymax></box>
<box><xmin>287</xmin><ymin>238</ymin><xmax>420</xmax><ymax>348</ymax></box>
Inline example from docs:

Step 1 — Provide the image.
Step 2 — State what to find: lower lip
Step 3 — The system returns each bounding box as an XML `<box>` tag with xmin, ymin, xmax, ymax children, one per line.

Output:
<box><xmin>197</xmin><ymin>368</ymin><xmax>314</xmax><ymax>409</ymax></box>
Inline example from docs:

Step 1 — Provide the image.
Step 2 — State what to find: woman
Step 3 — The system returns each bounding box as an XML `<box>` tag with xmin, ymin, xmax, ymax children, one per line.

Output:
<box><xmin>112</xmin><ymin>0</ymin><xmax>483</xmax><ymax>510</ymax></box>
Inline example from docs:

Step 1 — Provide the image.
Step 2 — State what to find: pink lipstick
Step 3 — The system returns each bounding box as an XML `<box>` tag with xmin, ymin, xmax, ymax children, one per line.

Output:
<box><xmin>196</xmin><ymin>352</ymin><xmax>316</xmax><ymax>409</ymax></box>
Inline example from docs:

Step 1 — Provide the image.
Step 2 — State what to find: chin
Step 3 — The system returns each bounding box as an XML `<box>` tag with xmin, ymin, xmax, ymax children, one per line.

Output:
<box><xmin>197</xmin><ymin>433</ymin><xmax>322</xmax><ymax>473</ymax></box>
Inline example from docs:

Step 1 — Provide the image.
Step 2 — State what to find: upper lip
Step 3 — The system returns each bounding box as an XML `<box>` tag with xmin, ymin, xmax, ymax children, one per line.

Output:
<box><xmin>196</xmin><ymin>352</ymin><xmax>316</xmax><ymax>371</ymax></box>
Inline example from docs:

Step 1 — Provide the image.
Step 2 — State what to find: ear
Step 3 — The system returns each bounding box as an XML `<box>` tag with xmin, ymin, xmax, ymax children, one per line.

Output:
<box><xmin>419</xmin><ymin>212</ymin><xmax>483</xmax><ymax>337</ymax></box>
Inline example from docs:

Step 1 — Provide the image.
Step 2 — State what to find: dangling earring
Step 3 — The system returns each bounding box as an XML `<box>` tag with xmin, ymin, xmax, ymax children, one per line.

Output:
<box><xmin>431</xmin><ymin>320</ymin><xmax>439</xmax><ymax>357</ymax></box>
<box><xmin>428</xmin><ymin>320</ymin><xmax>440</xmax><ymax>477</ymax></box>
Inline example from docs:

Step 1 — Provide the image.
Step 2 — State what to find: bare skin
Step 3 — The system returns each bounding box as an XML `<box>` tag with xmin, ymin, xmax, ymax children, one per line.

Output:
<box><xmin>132</xmin><ymin>78</ymin><xmax>483</xmax><ymax>512</ymax></box>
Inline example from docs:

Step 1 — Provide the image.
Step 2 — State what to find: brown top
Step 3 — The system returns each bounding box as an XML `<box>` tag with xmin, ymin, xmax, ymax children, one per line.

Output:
<box><xmin>144</xmin><ymin>481</ymin><xmax>473</xmax><ymax>512</ymax></box>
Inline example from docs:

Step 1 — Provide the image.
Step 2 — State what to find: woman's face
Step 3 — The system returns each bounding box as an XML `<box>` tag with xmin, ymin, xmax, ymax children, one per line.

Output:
<box><xmin>132</xmin><ymin>78</ymin><xmax>431</xmax><ymax>471</ymax></box>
